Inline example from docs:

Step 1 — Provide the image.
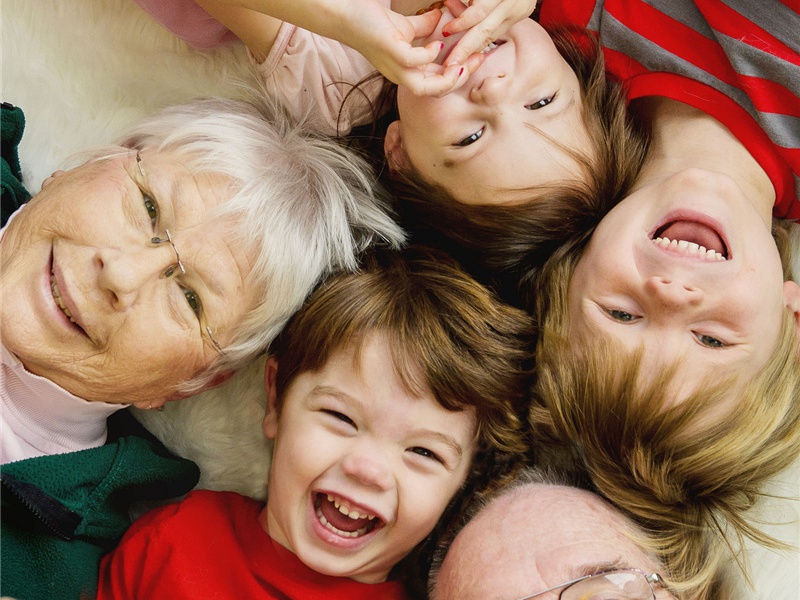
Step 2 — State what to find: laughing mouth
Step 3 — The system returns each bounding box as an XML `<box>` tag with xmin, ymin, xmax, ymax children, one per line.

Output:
<box><xmin>50</xmin><ymin>269</ymin><xmax>87</xmax><ymax>333</ymax></box>
<box><xmin>315</xmin><ymin>493</ymin><xmax>383</xmax><ymax>539</ymax></box>
<box><xmin>651</xmin><ymin>219</ymin><xmax>729</xmax><ymax>261</ymax></box>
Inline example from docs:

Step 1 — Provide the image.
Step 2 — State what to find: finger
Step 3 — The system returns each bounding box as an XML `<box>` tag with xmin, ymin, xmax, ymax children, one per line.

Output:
<box><xmin>434</xmin><ymin>52</ymin><xmax>486</xmax><ymax>93</ymax></box>
<box><xmin>442</xmin><ymin>2</ymin><xmax>492</xmax><ymax>36</ymax></box>
<box><xmin>393</xmin><ymin>39</ymin><xmax>446</xmax><ymax>68</ymax></box>
<box><xmin>442</xmin><ymin>25</ymin><xmax>496</xmax><ymax>67</ymax></box>
<box><xmin>408</xmin><ymin>9</ymin><xmax>442</xmax><ymax>39</ymax></box>
<box><xmin>405</xmin><ymin>63</ymin><xmax>464</xmax><ymax>97</ymax></box>
<box><xmin>464</xmin><ymin>50</ymin><xmax>488</xmax><ymax>74</ymax></box>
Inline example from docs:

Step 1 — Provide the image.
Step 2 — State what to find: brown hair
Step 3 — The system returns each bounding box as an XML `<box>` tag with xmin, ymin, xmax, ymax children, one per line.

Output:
<box><xmin>269</xmin><ymin>245</ymin><xmax>536</xmax><ymax>454</ymax></box>
<box><xmin>380</xmin><ymin>25</ymin><xmax>649</xmax><ymax>307</ymax></box>
<box><xmin>529</xmin><ymin>226</ymin><xmax>800</xmax><ymax>599</ymax></box>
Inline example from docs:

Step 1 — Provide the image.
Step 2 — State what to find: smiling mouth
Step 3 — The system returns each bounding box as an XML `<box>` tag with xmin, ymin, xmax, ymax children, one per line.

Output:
<box><xmin>651</xmin><ymin>219</ymin><xmax>729</xmax><ymax>261</ymax></box>
<box><xmin>314</xmin><ymin>493</ymin><xmax>383</xmax><ymax>539</ymax></box>
<box><xmin>481</xmin><ymin>39</ymin><xmax>505</xmax><ymax>54</ymax></box>
<box><xmin>437</xmin><ymin>36</ymin><xmax>505</xmax><ymax>65</ymax></box>
<box><xmin>50</xmin><ymin>269</ymin><xmax>87</xmax><ymax>334</ymax></box>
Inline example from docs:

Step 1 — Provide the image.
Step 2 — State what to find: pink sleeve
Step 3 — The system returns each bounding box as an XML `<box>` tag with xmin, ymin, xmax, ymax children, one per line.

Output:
<box><xmin>253</xmin><ymin>23</ymin><xmax>385</xmax><ymax>136</ymax></box>
<box><xmin>132</xmin><ymin>0</ymin><xmax>239</xmax><ymax>49</ymax></box>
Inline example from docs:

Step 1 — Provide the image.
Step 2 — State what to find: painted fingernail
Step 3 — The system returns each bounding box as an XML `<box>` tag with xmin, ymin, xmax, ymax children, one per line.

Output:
<box><xmin>443</xmin><ymin>31</ymin><xmax>451</xmax><ymax>37</ymax></box>
<box><xmin>440</xmin><ymin>42</ymin><xmax>445</xmax><ymax>50</ymax></box>
<box><xmin>458</xmin><ymin>67</ymin><xmax>464</xmax><ymax>76</ymax></box>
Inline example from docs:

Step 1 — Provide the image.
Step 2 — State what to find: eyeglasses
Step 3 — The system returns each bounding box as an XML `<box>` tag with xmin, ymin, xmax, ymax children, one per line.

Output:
<box><xmin>136</xmin><ymin>151</ymin><xmax>224</xmax><ymax>354</ymax></box>
<box><xmin>515</xmin><ymin>568</ymin><xmax>664</xmax><ymax>600</ymax></box>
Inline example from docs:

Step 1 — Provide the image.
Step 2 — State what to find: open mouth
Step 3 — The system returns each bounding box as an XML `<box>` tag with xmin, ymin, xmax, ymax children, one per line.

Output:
<box><xmin>314</xmin><ymin>493</ymin><xmax>383</xmax><ymax>539</ymax></box>
<box><xmin>50</xmin><ymin>265</ymin><xmax>88</xmax><ymax>335</ymax></box>
<box><xmin>437</xmin><ymin>37</ymin><xmax>505</xmax><ymax>65</ymax></box>
<box><xmin>650</xmin><ymin>219</ymin><xmax>729</xmax><ymax>261</ymax></box>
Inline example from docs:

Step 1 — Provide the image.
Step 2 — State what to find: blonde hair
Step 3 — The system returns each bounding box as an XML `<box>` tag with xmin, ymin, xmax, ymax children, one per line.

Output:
<box><xmin>530</xmin><ymin>230</ymin><xmax>800</xmax><ymax>599</ymax></box>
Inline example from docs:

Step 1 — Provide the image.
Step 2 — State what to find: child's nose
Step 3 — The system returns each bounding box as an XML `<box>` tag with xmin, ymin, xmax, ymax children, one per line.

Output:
<box><xmin>340</xmin><ymin>452</ymin><xmax>393</xmax><ymax>491</ymax></box>
<box><xmin>645</xmin><ymin>276</ymin><xmax>703</xmax><ymax>310</ymax></box>
<box><xmin>469</xmin><ymin>73</ymin><xmax>511</xmax><ymax>106</ymax></box>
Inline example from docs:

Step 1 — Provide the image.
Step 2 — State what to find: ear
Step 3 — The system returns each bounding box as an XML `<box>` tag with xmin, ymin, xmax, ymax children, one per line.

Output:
<box><xmin>384</xmin><ymin>120</ymin><xmax>411</xmax><ymax>172</ymax></box>
<box><xmin>263</xmin><ymin>357</ymin><xmax>280</xmax><ymax>439</ymax></box>
<box><xmin>784</xmin><ymin>281</ymin><xmax>800</xmax><ymax>343</ymax></box>
<box><xmin>133</xmin><ymin>370</ymin><xmax>236</xmax><ymax>409</ymax></box>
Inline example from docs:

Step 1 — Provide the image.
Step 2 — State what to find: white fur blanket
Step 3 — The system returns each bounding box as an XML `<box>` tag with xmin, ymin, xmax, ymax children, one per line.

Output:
<box><xmin>3</xmin><ymin>0</ymin><xmax>798</xmax><ymax>596</ymax></box>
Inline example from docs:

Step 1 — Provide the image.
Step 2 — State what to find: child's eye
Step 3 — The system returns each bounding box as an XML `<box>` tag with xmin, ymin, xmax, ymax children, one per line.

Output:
<box><xmin>142</xmin><ymin>193</ymin><xmax>159</xmax><ymax>229</ymax></box>
<box><xmin>606</xmin><ymin>309</ymin><xmax>639</xmax><ymax>322</ymax></box>
<box><xmin>696</xmin><ymin>333</ymin><xmax>726</xmax><ymax>349</ymax></box>
<box><xmin>322</xmin><ymin>410</ymin><xmax>356</xmax><ymax>427</ymax></box>
<box><xmin>456</xmin><ymin>127</ymin><xmax>484</xmax><ymax>147</ymax></box>
<box><xmin>409</xmin><ymin>446</ymin><xmax>443</xmax><ymax>464</ymax></box>
<box><xmin>526</xmin><ymin>94</ymin><xmax>555</xmax><ymax>110</ymax></box>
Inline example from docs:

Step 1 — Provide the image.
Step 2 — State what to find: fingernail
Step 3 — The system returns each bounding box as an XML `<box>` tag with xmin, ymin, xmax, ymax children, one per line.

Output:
<box><xmin>443</xmin><ymin>31</ymin><xmax>451</xmax><ymax>37</ymax></box>
<box><xmin>440</xmin><ymin>42</ymin><xmax>445</xmax><ymax>50</ymax></box>
<box><xmin>458</xmin><ymin>67</ymin><xmax>464</xmax><ymax>76</ymax></box>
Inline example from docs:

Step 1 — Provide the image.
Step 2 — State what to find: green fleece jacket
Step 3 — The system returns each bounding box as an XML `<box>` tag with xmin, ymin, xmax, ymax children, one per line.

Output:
<box><xmin>1</xmin><ymin>411</ymin><xmax>200</xmax><ymax>600</ymax></box>
<box><xmin>1</xmin><ymin>102</ymin><xmax>31</xmax><ymax>226</ymax></box>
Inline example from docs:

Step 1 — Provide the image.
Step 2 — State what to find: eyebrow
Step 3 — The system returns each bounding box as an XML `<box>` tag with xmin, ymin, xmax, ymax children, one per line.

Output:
<box><xmin>412</xmin><ymin>429</ymin><xmax>466</xmax><ymax>463</ymax></box>
<box><xmin>570</xmin><ymin>559</ymin><xmax>633</xmax><ymax>580</ymax></box>
<box><xmin>310</xmin><ymin>385</ymin><xmax>468</xmax><ymax>462</ymax></box>
<box><xmin>165</xmin><ymin>171</ymin><xmax>230</xmax><ymax>300</ymax></box>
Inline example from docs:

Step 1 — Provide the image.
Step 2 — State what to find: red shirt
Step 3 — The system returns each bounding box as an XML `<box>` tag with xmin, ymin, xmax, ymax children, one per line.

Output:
<box><xmin>97</xmin><ymin>490</ymin><xmax>409</xmax><ymax>600</ymax></box>
<box><xmin>541</xmin><ymin>0</ymin><xmax>800</xmax><ymax>220</ymax></box>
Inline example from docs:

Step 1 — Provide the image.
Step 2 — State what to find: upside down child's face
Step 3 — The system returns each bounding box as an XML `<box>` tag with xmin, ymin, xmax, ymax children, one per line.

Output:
<box><xmin>386</xmin><ymin>3</ymin><xmax>591</xmax><ymax>206</ymax></box>
<box><xmin>261</xmin><ymin>333</ymin><xmax>477</xmax><ymax>583</ymax></box>
<box><xmin>567</xmin><ymin>167</ymin><xmax>800</xmax><ymax>404</ymax></box>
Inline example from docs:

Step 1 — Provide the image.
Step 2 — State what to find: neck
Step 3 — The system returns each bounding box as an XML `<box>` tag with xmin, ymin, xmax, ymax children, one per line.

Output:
<box><xmin>632</xmin><ymin>97</ymin><xmax>775</xmax><ymax>226</ymax></box>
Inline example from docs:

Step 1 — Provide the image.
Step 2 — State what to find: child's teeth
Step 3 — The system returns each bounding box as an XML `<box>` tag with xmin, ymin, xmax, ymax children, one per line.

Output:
<box><xmin>327</xmin><ymin>494</ymin><xmax>372</xmax><ymax>520</ymax></box>
<box><xmin>652</xmin><ymin>236</ymin><xmax>727</xmax><ymax>261</ymax></box>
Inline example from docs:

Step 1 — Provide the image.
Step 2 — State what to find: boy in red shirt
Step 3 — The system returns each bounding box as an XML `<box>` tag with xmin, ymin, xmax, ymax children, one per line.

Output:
<box><xmin>97</xmin><ymin>246</ymin><xmax>534</xmax><ymax>599</ymax></box>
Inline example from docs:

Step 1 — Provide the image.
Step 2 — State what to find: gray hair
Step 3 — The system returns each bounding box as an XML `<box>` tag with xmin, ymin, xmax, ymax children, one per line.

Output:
<box><xmin>112</xmin><ymin>92</ymin><xmax>405</xmax><ymax>390</ymax></box>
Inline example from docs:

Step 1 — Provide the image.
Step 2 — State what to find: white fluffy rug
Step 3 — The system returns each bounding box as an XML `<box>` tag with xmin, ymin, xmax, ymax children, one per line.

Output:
<box><xmin>2</xmin><ymin>0</ymin><xmax>798</xmax><ymax>596</ymax></box>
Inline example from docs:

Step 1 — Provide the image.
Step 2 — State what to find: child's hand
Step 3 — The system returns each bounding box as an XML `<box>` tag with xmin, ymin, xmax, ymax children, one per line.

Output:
<box><xmin>346</xmin><ymin>6</ymin><xmax>466</xmax><ymax>96</ymax></box>
<box><xmin>440</xmin><ymin>0</ymin><xmax>537</xmax><ymax>67</ymax></box>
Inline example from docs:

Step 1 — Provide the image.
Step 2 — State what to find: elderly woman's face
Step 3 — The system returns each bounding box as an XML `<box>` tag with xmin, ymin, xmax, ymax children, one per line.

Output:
<box><xmin>0</xmin><ymin>148</ymin><xmax>254</xmax><ymax>406</ymax></box>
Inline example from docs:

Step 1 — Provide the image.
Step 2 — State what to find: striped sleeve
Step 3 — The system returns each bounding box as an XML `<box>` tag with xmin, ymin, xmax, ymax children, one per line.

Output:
<box><xmin>540</xmin><ymin>0</ymin><xmax>800</xmax><ymax>219</ymax></box>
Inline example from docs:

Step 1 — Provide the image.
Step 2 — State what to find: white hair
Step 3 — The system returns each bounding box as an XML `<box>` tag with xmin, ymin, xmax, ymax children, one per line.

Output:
<box><xmin>113</xmin><ymin>92</ymin><xmax>405</xmax><ymax>389</ymax></box>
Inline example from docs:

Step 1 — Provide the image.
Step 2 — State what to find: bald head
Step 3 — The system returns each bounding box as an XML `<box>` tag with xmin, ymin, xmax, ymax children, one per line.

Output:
<box><xmin>432</xmin><ymin>483</ymin><xmax>672</xmax><ymax>600</ymax></box>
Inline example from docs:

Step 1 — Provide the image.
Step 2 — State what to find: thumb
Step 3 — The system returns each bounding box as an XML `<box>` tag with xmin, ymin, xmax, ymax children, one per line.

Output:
<box><xmin>409</xmin><ymin>9</ymin><xmax>442</xmax><ymax>39</ymax></box>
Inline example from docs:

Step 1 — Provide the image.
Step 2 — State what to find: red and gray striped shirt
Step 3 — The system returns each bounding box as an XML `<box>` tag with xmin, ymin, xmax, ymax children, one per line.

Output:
<box><xmin>541</xmin><ymin>0</ymin><xmax>800</xmax><ymax>220</ymax></box>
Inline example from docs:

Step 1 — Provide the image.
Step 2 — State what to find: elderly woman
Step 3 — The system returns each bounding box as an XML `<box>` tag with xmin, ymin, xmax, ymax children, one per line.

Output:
<box><xmin>0</xmin><ymin>93</ymin><xmax>404</xmax><ymax>599</ymax></box>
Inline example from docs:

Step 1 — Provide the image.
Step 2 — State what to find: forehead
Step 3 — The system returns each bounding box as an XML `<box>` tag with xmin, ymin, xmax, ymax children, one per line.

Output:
<box><xmin>308</xmin><ymin>333</ymin><xmax>432</xmax><ymax>398</ymax></box>
<box><xmin>438</xmin><ymin>485</ymin><xmax>658</xmax><ymax>598</ymax></box>
<box><xmin>136</xmin><ymin>147</ymin><xmax>234</xmax><ymax>216</ymax></box>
